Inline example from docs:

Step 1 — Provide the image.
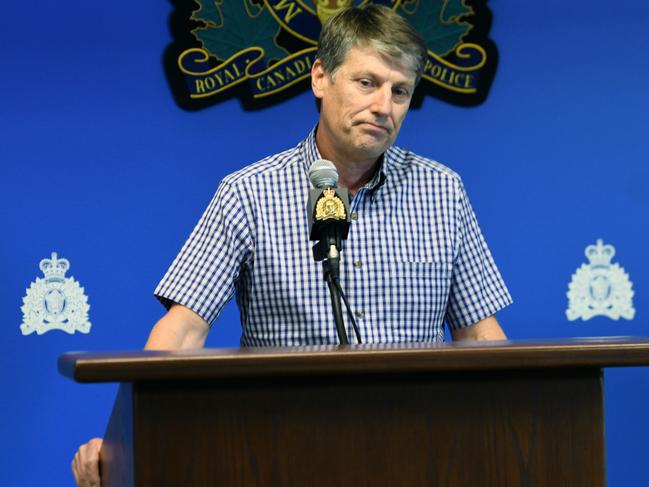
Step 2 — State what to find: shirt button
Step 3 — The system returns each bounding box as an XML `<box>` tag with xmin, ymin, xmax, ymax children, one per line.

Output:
<box><xmin>356</xmin><ymin>310</ymin><xmax>365</xmax><ymax>319</ymax></box>
<box><xmin>351</xmin><ymin>212</ymin><xmax>358</xmax><ymax>221</ymax></box>
<box><xmin>353</xmin><ymin>260</ymin><xmax>362</xmax><ymax>269</ymax></box>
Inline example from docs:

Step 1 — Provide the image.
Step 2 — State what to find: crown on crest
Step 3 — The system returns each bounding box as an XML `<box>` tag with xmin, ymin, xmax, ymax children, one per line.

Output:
<box><xmin>39</xmin><ymin>252</ymin><xmax>70</xmax><ymax>278</ymax></box>
<box><xmin>585</xmin><ymin>239</ymin><xmax>615</xmax><ymax>267</ymax></box>
<box><xmin>323</xmin><ymin>187</ymin><xmax>335</xmax><ymax>198</ymax></box>
<box><xmin>314</xmin><ymin>0</ymin><xmax>353</xmax><ymax>24</ymax></box>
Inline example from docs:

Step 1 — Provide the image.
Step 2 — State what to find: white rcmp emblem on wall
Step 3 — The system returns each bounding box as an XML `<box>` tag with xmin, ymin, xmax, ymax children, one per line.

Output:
<box><xmin>566</xmin><ymin>239</ymin><xmax>635</xmax><ymax>321</ymax></box>
<box><xmin>20</xmin><ymin>252</ymin><xmax>91</xmax><ymax>335</ymax></box>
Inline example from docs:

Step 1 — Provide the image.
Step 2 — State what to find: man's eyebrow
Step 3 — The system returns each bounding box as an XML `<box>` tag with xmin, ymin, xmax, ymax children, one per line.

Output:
<box><xmin>348</xmin><ymin>69</ymin><xmax>376</xmax><ymax>78</ymax></box>
<box><xmin>349</xmin><ymin>70</ymin><xmax>414</xmax><ymax>84</ymax></box>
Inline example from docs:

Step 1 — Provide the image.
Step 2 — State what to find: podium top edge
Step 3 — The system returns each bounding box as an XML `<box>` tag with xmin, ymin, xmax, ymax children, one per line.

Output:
<box><xmin>58</xmin><ymin>336</ymin><xmax>649</xmax><ymax>383</ymax></box>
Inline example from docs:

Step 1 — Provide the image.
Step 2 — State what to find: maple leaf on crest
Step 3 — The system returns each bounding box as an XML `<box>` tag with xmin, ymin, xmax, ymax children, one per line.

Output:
<box><xmin>191</xmin><ymin>0</ymin><xmax>288</xmax><ymax>65</ymax></box>
<box><xmin>400</xmin><ymin>0</ymin><xmax>473</xmax><ymax>56</ymax></box>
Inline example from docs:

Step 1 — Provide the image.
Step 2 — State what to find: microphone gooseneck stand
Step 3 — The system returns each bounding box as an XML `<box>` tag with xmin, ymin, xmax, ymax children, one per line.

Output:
<box><xmin>316</xmin><ymin>236</ymin><xmax>361</xmax><ymax>345</ymax></box>
<box><xmin>322</xmin><ymin>242</ymin><xmax>348</xmax><ymax>344</ymax></box>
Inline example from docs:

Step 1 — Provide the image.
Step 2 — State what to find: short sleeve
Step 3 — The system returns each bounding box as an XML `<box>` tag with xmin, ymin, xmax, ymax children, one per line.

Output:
<box><xmin>445</xmin><ymin>180</ymin><xmax>512</xmax><ymax>329</ymax></box>
<box><xmin>154</xmin><ymin>180</ymin><xmax>254</xmax><ymax>325</ymax></box>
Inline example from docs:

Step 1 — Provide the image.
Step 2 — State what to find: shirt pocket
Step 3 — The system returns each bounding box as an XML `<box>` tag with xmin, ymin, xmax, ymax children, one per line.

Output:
<box><xmin>383</xmin><ymin>260</ymin><xmax>452</xmax><ymax>342</ymax></box>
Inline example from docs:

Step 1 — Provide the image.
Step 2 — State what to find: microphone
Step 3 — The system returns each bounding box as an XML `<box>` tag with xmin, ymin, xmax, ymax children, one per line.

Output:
<box><xmin>307</xmin><ymin>159</ymin><xmax>351</xmax><ymax>261</ymax></box>
<box><xmin>309</xmin><ymin>159</ymin><xmax>338</xmax><ymax>189</ymax></box>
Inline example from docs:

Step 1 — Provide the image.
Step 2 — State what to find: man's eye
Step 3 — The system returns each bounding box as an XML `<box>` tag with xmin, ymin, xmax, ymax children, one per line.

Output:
<box><xmin>393</xmin><ymin>88</ymin><xmax>409</xmax><ymax>98</ymax></box>
<box><xmin>358</xmin><ymin>79</ymin><xmax>373</xmax><ymax>88</ymax></box>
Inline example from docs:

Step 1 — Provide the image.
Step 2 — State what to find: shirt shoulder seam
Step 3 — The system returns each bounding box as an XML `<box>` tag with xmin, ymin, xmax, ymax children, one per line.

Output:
<box><xmin>388</xmin><ymin>146</ymin><xmax>463</xmax><ymax>183</ymax></box>
<box><xmin>221</xmin><ymin>145</ymin><xmax>303</xmax><ymax>188</ymax></box>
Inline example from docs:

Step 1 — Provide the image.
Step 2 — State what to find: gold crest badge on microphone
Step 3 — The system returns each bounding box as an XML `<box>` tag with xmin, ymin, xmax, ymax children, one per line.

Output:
<box><xmin>315</xmin><ymin>187</ymin><xmax>347</xmax><ymax>222</ymax></box>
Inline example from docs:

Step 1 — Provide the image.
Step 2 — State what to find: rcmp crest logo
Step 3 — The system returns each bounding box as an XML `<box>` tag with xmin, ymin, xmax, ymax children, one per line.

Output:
<box><xmin>20</xmin><ymin>252</ymin><xmax>91</xmax><ymax>335</ymax></box>
<box><xmin>166</xmin><ymin>0</ymin><xmax>497</xmax><ymax>109</ymax></box>
<box><xmin>315</xmin><ymin>187</ymin><xmax>347</xmax><ymax>220</ymax></box>
<box><xmin>566</xmin><ymin>239</ymin><xmax>635</xmax><ymax>321</ymax></box>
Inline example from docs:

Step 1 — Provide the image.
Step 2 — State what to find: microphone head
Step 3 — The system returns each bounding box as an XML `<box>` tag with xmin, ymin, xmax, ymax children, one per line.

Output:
<box><xmin>309</xmin><ymin>159</ymin><xmax>338</xmax><ymax>188</ymax></box>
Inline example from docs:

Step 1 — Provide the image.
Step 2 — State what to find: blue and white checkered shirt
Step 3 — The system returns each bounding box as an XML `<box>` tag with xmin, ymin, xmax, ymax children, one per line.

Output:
<box><xmin>154</xmin><ymin>129</ymin><xmax>512</xmax><ymax>346</ymax></box>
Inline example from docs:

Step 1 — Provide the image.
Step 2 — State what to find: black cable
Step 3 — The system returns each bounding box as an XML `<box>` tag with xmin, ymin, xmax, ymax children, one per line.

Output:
<box><xmin>334</xmin><ymin>277</ymin><xmax>362</xmax><ymax>344</ymax></box>
<box><xmin>323</xmin><ymin>259</ymin><xmax>349</xmax><ymax>344</ymax></box>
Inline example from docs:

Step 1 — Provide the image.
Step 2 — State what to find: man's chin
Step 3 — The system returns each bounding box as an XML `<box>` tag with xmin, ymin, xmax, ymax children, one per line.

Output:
<box><xmin>360</xmin><ymin>131</ymin><xmax>393</xmax><ymax>148</ymax></box>
<box><xmin>354</xmin><ymin>140</ymin><xmax>391</xmax><ymax>160</ymax></box>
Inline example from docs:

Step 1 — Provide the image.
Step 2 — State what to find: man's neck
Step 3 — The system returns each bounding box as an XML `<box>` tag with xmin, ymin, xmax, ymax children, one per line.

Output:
<box><xmin>335</xmin><ymin>160</ymin><xmax>380</xmax><ymax>194</ymax></box>
<box><xmin>315</xmin><ymin>130</ymin><xmax>382</xmax><ymax>194</ymax></box>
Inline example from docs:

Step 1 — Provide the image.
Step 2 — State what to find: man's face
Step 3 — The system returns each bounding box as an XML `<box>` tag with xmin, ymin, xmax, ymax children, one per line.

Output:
<box><xmin>312</xmin><ymin>46</ymin><xmax>416</xmax><ymax>163</ymax></box>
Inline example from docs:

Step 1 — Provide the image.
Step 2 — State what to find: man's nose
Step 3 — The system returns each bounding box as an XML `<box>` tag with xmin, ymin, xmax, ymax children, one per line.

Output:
<box><xmin>370</xmin><ymin>85</ymin><xmax>392</xmax><ymax>117</ymax></box>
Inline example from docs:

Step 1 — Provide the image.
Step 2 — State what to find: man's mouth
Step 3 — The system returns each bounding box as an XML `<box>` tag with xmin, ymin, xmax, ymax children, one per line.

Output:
<box><xmin>359</xmin><ymin>121</ymin><xmax>390</xmax><ymax>133</ymax></box>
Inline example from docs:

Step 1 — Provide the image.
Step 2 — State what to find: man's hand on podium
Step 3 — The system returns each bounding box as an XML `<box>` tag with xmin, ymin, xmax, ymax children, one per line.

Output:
<box><xmin>71</xmin><ymin>437</ymin><xmax>102</xmax><ymax>487</ymax></box>
<box><xmin>70</xmin><ymin>304</ymin><xmax>208</xmax><ymax>485</ymax></box>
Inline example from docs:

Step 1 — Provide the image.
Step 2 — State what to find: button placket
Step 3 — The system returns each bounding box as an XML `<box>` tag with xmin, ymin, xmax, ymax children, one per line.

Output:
<box><xmin>345</xmin><ymin>191</ymin><xmax>369</xmax><ymax>330</ymax></box>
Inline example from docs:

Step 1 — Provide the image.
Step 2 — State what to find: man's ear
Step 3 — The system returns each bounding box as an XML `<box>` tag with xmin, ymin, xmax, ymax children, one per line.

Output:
<box><xmin>311</xmin><ymin>58</ymin><xmax>327</xmax><ymax>99</ymax></box>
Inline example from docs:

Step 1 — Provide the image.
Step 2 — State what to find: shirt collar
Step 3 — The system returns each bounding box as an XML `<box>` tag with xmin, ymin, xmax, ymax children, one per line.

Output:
<box><xmin>301</xmin><ymin>126</ymin><xmax>322</xmax><ymax>173</ymax></box>
<box><xmin>300</xmin><ymin>126</ymin><xmax>389</xmax><ymax>193</ymax></box>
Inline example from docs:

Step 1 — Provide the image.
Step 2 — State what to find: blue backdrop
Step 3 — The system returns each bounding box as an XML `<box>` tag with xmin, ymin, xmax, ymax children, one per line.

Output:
<box><xmin>2</xmin><ymin>0</ymin><xmax>648</xmax><ymax>485</ymax></box>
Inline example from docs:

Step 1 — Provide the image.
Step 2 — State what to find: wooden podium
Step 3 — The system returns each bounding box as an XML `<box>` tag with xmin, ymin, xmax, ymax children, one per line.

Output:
<box><xmin>59</xmin><ymin>338</ymin><xmax>649</xmax><ymax>486</ymax></box>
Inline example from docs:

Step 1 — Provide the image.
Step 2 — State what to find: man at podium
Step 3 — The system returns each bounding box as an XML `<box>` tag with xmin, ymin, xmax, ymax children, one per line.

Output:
<box><xmin>72</xmin><ymin>5</ymin><xmax>511</xmax><ymax>486</ymax></box>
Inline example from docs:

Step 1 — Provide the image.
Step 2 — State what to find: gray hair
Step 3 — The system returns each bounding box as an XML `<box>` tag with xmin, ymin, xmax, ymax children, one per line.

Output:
<box><xmin>316</xmin><ymin>5</ymin><xmax>428</xmax><ymax>84</ymax></box>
